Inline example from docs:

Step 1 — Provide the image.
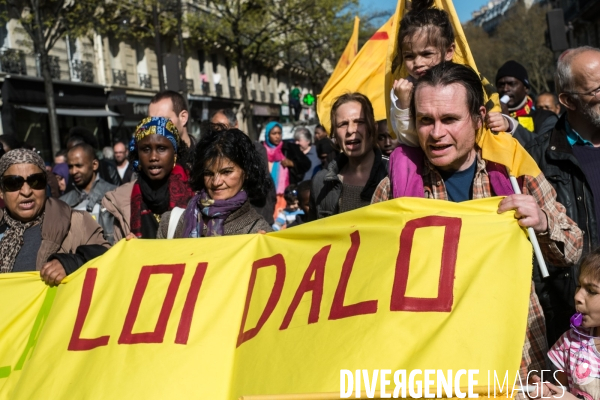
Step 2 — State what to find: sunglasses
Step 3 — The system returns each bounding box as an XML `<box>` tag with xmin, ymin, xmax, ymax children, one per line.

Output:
<box><xmin>1</xmin><ymin>173</ymin><xmax>47</xmax><ymax>192</ymax></box>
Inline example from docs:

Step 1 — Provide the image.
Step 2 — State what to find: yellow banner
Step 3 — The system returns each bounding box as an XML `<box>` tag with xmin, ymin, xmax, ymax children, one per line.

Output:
<box><xmin>0</xmin><ymin>198</ymin><xmax>532</xmax><ymax>399</ymax></box>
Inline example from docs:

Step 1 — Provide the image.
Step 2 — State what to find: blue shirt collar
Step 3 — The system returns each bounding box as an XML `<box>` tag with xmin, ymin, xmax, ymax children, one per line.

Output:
<box><xmin>565</xmin><ymin>119</ymin><xmax>594</xmax><ymax>147</ymax></box>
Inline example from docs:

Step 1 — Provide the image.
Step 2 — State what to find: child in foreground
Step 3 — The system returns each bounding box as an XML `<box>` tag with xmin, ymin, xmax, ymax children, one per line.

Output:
<box><xmin>390</xmin><ymin>0</ymin><xmax>515</xmax><ymax>146</ymax></box>
<box><xmin>531</xmin><ymin>247</ymin><xmax>600</xmax><ymax>400</ymax></box>
<box><xmin>272</xmin><ymin>184</ymin><xmax>304</xmax><ymax>231</ymax></box>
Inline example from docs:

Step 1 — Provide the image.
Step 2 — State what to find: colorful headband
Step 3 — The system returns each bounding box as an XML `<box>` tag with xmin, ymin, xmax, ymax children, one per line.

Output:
<box><xmin>129</xmin><ymin>116</ymin><xmax>180</xmax><ymax>170</ymax></box>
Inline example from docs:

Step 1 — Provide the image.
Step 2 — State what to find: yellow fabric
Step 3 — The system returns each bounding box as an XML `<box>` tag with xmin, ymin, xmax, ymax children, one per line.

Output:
<box><xmin>477</xmin><ymin>128</ymin><xmax>541</xmax><ymax>177</ymax></box>
<box><xmin>0</xmin><ymin>198</ymin><xmax>531</xmax><ymax>399</ymax></box>
<box><xmin>325</xmin><ymin>16</ymin><xmax>360</xmax><ymax>86</ymax></box>
<box><xmin>317</xmin><ymin>15</ymin><xmax>394</xmax><ymax>133</ymax></box>
<box><xmin>518</xmin><ymin>116</ymin><xmax>535</xmax><ymax>132</ymax></box>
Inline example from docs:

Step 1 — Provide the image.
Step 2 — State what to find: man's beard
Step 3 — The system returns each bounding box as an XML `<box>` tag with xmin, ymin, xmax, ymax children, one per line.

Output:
<box><xmin>575</xmin><ymin>97</ymin><xmax>600</xmax><ymax>129</ymax></box>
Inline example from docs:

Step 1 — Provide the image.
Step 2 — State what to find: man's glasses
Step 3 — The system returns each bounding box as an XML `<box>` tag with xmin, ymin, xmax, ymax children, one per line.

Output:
<box><xmin>1</xmin><ymin>173</ymin><xmax>47</xmax><ymax>192</ymax></box>
<box><xmin>565</xmin><ymin>85</ymin><xmax>600</xmax><ymax>99</ymax></box>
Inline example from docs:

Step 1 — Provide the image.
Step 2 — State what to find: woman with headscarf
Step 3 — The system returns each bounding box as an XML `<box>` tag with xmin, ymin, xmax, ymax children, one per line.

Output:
<box><xmin>52</xmin><ymin>162</ymin><xmax>69</xmax><ymax>195</ymax></box>
<box><xmin>158</xmin><ymin>128</ymin><xmax>272</xmax><ymax>238</ymax></box>
<box><xmin>102</xmin><ymin>117</ymin><xmax>194</xmax><ymax>240</ymax></box>
<box><xmin>262</xmin><ymin>121</ymin><xmax>310</xmax><ymax>217</ymax></box>
<box><xmin>0</xmin><ymin>149</ymin><xmax>109</xmax><ymax>285</ymax></box>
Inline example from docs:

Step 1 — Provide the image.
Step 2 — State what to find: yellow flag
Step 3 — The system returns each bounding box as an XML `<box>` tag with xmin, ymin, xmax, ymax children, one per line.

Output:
<box><xmin>317</xmin><ymin>15</ymin><xmax>395</xmax><ymax>134</ymax></box>
<box><xmin>325</xmin><ymin>16</ymin><xmax>360</xmax><ymax>85</ymax></box>
<box><xmin>478</xmin><ymin>129</ymin><xmax>542</xmax><ymax>177</ymax></box>
<box><xmin>384</xmin><ymin>0</ymin><xmax>540</xmax><ymax>178</ymax></box>
<box><xmin>1</xmin><ymin>198</ymin><xmax>531</xmax><ymax>399</ymax></box>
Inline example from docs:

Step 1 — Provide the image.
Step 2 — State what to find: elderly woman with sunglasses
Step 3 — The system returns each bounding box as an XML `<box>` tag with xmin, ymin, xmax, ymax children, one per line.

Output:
<box><xmin>0</xmin><ymin>149</ymin><xmax>109</xmax><ymax>285</ymax></box>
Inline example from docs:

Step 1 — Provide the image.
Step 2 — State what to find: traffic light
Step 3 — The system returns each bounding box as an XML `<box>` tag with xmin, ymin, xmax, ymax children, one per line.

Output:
<box><xmin>303</xmin><ymin>93</ymin><xmax>315</xmax><ymax>106</ymax></box>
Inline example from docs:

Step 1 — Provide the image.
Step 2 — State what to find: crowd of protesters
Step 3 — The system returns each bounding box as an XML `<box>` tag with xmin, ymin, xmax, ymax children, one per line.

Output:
<box><xmin>0</xmin><ymin>0</ymin><xmax>599</xmax><ymax>398</ymax></box>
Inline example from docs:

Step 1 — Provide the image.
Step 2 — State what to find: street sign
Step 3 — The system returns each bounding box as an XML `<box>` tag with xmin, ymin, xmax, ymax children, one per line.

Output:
<box><xmin>303</xmin><ymin>93</ymin><xmax>315</xmax><ymax>106</ymax></box>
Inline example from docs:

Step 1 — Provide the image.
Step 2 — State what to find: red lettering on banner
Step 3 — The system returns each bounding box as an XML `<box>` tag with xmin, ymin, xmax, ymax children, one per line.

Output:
<box><xmin>175</xmin><ymin>262</ymin><xmax>208</xmax><ymax>345</ymax></box>
<box><xmin>68</xmin><ymin>268</ymin><xmax>110</xmax><ymax>351</ymax></box>
<box><xmin>279</xmin><ymin>245</ymin><xmax>330</xmax><ymax>330</ymax></box>
<box><xmin>390</xmin><ymin>216</ymin><xmax>462</xmax><ymax>312</ymax></box>
<box><xmin>237</xmin><ymin>254</ymin><xmax>286</xmax><ymax>347</ymax></box>
<box><xmin>118</xmin><ymin>264</ymin><xmax>185</xmax><ymax>345</ymax></box>
<box><xmin>328</xmin><ymin>231</ymin><xmax>378</xmax><ymax>320</ymax></box>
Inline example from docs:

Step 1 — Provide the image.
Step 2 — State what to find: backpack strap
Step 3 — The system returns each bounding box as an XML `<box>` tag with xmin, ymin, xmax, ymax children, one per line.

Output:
<box><xmin>168</xmin><ymin>207</ymin><xmax>185</xmax><ymax>239</ymax></box>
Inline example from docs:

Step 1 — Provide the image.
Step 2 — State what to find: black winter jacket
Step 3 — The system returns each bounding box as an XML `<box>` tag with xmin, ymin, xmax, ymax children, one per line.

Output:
<box><xmin>513</xmin><ymin>108</ymin><xmax>558</xmax><ymax>148</ymax></box>
<box><xmin>310</xmin><ymin>148</ymin><xmax>388</xmax><ymax>219</ymax></box>
<box><xmin>526</xmin><ymin>114</ymin><xmax>596</xmax><ymax>344</ymax></box>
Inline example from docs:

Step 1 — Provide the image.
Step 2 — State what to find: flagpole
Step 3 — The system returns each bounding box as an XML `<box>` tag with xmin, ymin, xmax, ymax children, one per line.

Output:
<box><xmin>507</xmin><ymin>170</ymin><xmax>549</xmax><ymax>278</ymax></box>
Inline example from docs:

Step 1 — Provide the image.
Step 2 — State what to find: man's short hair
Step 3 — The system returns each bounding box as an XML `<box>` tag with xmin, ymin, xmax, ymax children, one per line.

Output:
<box><xmin>411</xmin><ymin>62</ymin><xmax>484</xmax><ymax>124</ymax></box>
<box><xmin>68</xmin><ymin>143</ymin><xmax>97</xmax><ymax>161</ymax></box>
<box><xmin>294</xmin><ymin>127</ymin><xmax>312</xmax><ymax>143</ymax></box>
<box><xmin>210</xmin><ymin>108</ymin><xmax>237</xmax><ymax>126</ymax></box>
<box><xmin>556</xmin><ymin>46</ymin><xmax>600</xmax><ymax>94</ymax></box>
<box><xmin>150</xmin><ymin>90</ymin><xmax>189</xmax><ymax>115</ymax></box>
<box><xmin>315</xmin><ymin>124</ymin><xmax>325</xmax><ymax>131</ymax></box>
<box><xmin>376</xmin><ymin>119</ymin><xmax>388</xmax><ymax>132</ymax></box>
<box><xmin>537</xmin><ymin>92</ymin><xmax>559</xmax><ymax>106</ymax></box>
<box><xmin>113</xmin><ymin>141</ymin><xmax>127</xmax><ymax>150</ymax></box>
<box><xmin>55</xmin><ymin>149</ymin><xmax>67</xmax><ymax>158</ymax></box>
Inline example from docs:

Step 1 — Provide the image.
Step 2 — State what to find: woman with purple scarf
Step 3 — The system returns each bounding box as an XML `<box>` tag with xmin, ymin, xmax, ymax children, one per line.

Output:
<box><xmin>157</xmin><ymin>128</ymin><xmax>273</xmax><ymax>238</ymax></box>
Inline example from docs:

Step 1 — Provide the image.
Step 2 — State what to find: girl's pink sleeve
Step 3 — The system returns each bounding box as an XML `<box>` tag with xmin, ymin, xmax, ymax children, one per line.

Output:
<box><xmin>547</xmin><ymin>330</ymin><xmax>570</xmax><ymax>370</ymax></box>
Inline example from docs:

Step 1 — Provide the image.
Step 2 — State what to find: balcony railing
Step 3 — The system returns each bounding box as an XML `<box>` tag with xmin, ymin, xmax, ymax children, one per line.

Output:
<box><xmin>112</xmin><ymin>69</ymin><xmax>128</xmax><ymax>86</ymax></box>
<box><xmin>270</xmin><ymin>93</ymin><xmax>275</xmax><ymax>103</ymax></box>
<box><xmin>71</xmin><ymin>60</ymin><xmax>94</xmax><ymax>83</ymax></box>
<box><xmin>215</xmin><ymin>83</ymin><xmax>223</xmax><ymax>97</ymax></box>
<box><xmin>49</xmin><ymin>56</ymin><xmax>61</xmax><ymax>80</ymax></box>
<box><xmin>202</xmin><ymin>81</ymin><xmax>209</xmax><ymax>95</ymax></box>
<box><xmin>229</xmin><ymin>85</ymin><xmax>236</xmax><ymax>98</ymax></box>
<box><xmin>186</xmin><ymin>79</ymin><xmax>194</xmax><ymax>92</ymax></box>
<box><xmin>0</xmin><ymin>49</ymin><xmax>26</xmax><ymax>75</ymax></box>
<box><xmin>139</xmin><ymin>73</ymin><xmax>152</xmax><ymax>89</ymax></box>
<box><xmin>251</xmin><ymin>89</ymin><xmax>257</xmax><ymax>101</ymax></box>
<box><xmin>260</xmin><ymin>91</ymin><xmax>266</xmax><ymax>102</ymax></box>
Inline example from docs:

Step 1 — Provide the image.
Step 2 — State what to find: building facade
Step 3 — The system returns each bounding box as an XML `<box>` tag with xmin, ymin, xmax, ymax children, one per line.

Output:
<box><xmin>470</xmin><ymin>0</ymin><xmax>542</xmax><ymax>32</ymax></box>
<box><xmin>0</xmin><ymin>10</ymin><xmax>314</xmax><ymax>160</ymax></box>
<box><xmin>555</xmin><ymin>0</ymin><xmax>600</xmax><ymax>48</ymax></box>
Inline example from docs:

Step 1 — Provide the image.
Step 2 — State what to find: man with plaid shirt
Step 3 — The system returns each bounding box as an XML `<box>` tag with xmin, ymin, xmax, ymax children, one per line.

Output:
<box><xmin>373</xmin><ymin>62</ymin><xmax>582</xmax><ymax>392</ymax></box>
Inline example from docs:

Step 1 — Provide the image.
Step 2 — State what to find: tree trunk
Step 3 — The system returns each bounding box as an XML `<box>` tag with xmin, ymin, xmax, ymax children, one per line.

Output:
<box><xmin>239</xmin><ymin>57</ymin><xmax>255</xmax><ymax>140</ymax></box>
<box><xmin>32</xmin><ymin>3</ymin><xmax>60</xmax><ymax>156</ymax></box>
<box><xmin>153</xmin><ymin>2</ymin><xmax>165</xmax><ymax>92</ymax></box>
<box><xmin>177</xmin><ymin>0</ymin><xmax>187</xmax><ymax>98</ymax></box>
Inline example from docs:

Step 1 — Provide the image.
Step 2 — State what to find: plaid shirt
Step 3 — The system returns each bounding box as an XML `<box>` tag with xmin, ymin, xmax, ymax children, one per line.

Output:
<box><xmin>372</xmin><ymin>152</ymin><xmax>583</xmax><ymax>383</ymax></box>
